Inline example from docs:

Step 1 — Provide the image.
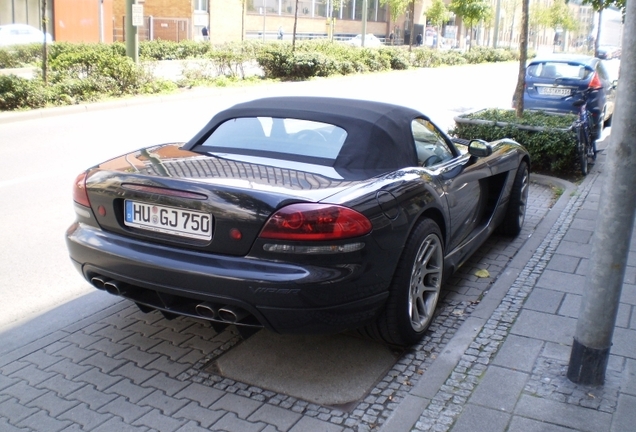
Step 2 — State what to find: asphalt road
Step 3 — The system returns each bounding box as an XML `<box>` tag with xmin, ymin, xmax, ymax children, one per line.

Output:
<box><xmin>0</xmin><ymin>62</ymin><xmax>521</xmax><ymax>332</ymax></box>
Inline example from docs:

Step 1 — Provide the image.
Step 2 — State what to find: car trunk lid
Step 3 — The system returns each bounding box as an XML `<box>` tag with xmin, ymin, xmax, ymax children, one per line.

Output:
<box><xmin>84</xmin><ymin>143</ymin><xmax>363</xmax><ymax>256</ymax></box>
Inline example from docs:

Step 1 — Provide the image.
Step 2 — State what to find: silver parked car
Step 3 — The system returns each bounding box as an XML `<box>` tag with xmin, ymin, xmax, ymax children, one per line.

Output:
<box><xmin>0</xmin><ymin>24</ymin><xmax>52</xmax><ymax>46</ymax></box>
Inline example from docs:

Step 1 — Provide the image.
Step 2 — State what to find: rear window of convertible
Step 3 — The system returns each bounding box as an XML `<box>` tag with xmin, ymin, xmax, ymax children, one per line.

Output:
<box><xmin>200</xmin><ymin>117</ymin><xmax>348</xmax><ymax>163</ymax></box>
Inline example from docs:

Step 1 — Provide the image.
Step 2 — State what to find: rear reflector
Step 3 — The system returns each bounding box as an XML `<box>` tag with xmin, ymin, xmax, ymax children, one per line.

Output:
<box><xmin>259</xmin><ymin>203</ymin><xmax>372</xmax><ymax>241</ymax></box>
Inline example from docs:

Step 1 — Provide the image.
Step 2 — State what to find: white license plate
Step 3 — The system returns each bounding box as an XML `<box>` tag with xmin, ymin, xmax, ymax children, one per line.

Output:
<box><xmin>124</xmin><ymin>200</ymin><xmax>212</xmax><ymax>241</ymax></box>
<box><xmin>537</xmin><ymin>86</ymin><xmax>571</xmax><ymax>96</ymax></box>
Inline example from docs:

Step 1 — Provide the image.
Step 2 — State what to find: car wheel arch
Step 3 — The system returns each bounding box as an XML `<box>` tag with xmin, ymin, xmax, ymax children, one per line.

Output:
<box><xmin>414</xmin><ymin>207</ymin><xmax>447</xmax><ymax>250</ymax></box>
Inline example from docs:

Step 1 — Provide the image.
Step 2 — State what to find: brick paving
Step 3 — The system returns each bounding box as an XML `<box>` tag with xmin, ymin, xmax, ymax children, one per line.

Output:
<box><xmin>0</xmin><ymin>179</ymin><xmax>554</xmax><ymax>432</ymax></box>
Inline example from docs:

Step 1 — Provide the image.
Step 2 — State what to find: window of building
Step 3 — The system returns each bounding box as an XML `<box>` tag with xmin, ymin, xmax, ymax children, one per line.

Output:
<box><xmin>245</xmin><ymin>0</ymin><xmax>386</xmax><ymax>22</ymax></box>
<box><xmin>193</xmin><ymin>0</ymin><xmax>208</xmax><ymax>12</ymax></box>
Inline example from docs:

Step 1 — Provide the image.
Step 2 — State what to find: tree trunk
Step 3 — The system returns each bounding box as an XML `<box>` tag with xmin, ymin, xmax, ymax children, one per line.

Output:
<box><xmin>514</xmin><ymin>0</ymin><xmax>529</xmax><ymax>117</ymax></box>
<box><xmin>292</xmin><ymin>0</ymin><xmax>299</xmax><ymax>51</ymax></box>
<box><xmin>595</xmin><ymin>6</ymin><xmax>604</xmax><ymax>56</ymax></box>
<box><xmin>409</xmin><ymin>0</ymin><xmax>415</xmax><ymax>51</ymax></box>
<box><xmin>241</xmin><ymin>0</ymin><xmax>246</xmax><ymax>41</ymax></box>
<box><xmin>41</xmin><ymin>0</ymin><xmax>48</xmax><ymax>84</ymax></box>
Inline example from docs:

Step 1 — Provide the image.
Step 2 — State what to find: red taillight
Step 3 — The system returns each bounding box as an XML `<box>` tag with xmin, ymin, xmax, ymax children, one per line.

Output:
<box><xmin>588</xmin><ymin>72</ymin><xmax>602</xmax><ymax>90</ymax></box>
<box><xmin>259</xmin><ymin>204</ymin><xmax>372</xmax><ymax>241</ymax></box>
<box><xmin>73</xmin><ymin>172</ymin><xmax>91</xmax><ymax>207</ymax></box>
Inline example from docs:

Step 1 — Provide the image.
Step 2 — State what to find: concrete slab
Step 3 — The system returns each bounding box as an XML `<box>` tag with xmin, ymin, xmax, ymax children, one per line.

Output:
<box><xmin>515</xmin><ymin>394</ymin><xmax>612</xmax><ymax>432</ymax></box>
<box><xmin>508</xmin><ymin>416</ymin><xmax>581</xmax><ymax>432</ymax></box>
<box><xmin>451</xmin><ymin>404</ymin><xmax>511</xmax><ymax>432</ymax></box>
<box><xmin>468</xmin><ymin>366</ymin><xmax>529</xmax><ymax>412</ymax></box>
<box><xmin>492</xmin><ymin>335</ymin><xmax>543</xmax><ymax>373</ymax></box>
<box><xmin>511</xmin><ymin>310</ymin><xmax>576</xmax><ymax>345</ymax></box>
<box><xmin>612</xmin><ymin>394</ymin><xmax>636</xmax><ymax>432</ymax></box>
<box><xmin>210</xmin><ymin>331</ymin><xmax>398</xmax><ymax>406</ymax></box>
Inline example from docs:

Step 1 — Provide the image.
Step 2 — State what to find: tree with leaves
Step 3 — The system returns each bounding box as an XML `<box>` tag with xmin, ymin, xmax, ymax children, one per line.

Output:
<box><xmin>449</xmin><ymin>0</ymin><xmax>492</xmax><ymax>49</ymax></box>
<box><xmin>380</xmin><ymin>0</ymin><xmax>411</xmax><ymax>44</ymax></box>
<box><xmin>548</xmin><ymin>0</ymin><xmax>578</xmax><ymax>51</ymax></box>
<box><xmin>583</xmin><ymin>0</ymin><xmax>626</xmax><ymax>56</ymax></box>
<box><xmin>425</xmin><ymin>0</ymin><xmax>450</xmax><ymax>48</ymax></box>
<box><xmin>529</xmin><ymin>2</ymin><xmax>550</xmax><ymax>49</ymax></box>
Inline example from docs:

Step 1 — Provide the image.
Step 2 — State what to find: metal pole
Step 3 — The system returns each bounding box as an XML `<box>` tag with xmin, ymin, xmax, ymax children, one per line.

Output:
<box><xmin>567</xmin><ymin>0</ymin><xmax>636</xmax><ymax>385</ymax></box>
<box><xmin>262</xmin><ymin>0</ymin><xmax>266</xmax><ymax>41</ymax></box>
<box><xmin>125</xmin><ymin>0</ymin><xmax>138</xmax><ymax>62</ymax></box>
<box><xmin>361</xmin><ymin>0</ymin><xmax>368</xmax><ymax>46</ymax></box>
<box><xmin>98</xmin><ymin>0</ymin><xmax>104</xmax><ymax>43</ymax></box>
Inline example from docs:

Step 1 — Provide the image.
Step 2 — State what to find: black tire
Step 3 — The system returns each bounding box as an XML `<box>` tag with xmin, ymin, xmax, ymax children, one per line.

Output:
<box><xmin>499</xmin><ymin>161</ymin><xmax>529</xmax><ymax>236</ymax></box>
<box><xmin>363</xmin><ymin>219</ymin><xmax>444</xmax><ymax>346</ymax></box>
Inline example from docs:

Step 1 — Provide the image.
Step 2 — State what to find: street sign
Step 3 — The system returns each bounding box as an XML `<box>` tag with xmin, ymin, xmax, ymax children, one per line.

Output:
<box><xmin>132</xmin><ymin>4</ymin><xmax>144</xmax><ymax>27</ymax></box>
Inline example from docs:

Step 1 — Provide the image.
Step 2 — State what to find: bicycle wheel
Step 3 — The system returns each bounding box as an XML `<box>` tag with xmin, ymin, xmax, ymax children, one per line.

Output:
<box><xmin>577</xmin><ymin>126</ymin><xmax>589</xmax><ymax>176</ymax></box>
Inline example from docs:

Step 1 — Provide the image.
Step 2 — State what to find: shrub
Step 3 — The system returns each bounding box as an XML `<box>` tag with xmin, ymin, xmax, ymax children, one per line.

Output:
<box><xmin>48</xmin><ymin>78</ymin><xmax>105</xmax><ymax>104</ymax></box>
<box><xmin>412</xmin><ymin>48</ymin><xmax>445</xmax><ymax>68</ymax></box>
<box><xmin>440</xmin><ymin>50</ymin><xmax>468</xmax><ymax>66</ymax></box>
<box><xmin>0</xmin><ymin>74</ymin><xmax>48</xmax><ymax>110</ymax></box>
<box><xmin>140</xmin><ymin>39</ymin><xmax>212</xmax><ymax>60</ymax></box>
<box><xmin>380</xmin><ymin>47</ymin><xmax>411</xmax><ymax>70</ymax></box>
<box><xmin>207</xmin><ymin>41</ymin><xmax>262</xmax><ymax>78</ymax></box>
<box><xmin>49</xmin><ymin>48</ymin><xmax>152</xmax><ymax>95</ymax></box>
<box><xmin>0</xmin><ymin>49</ymin><xmax>22</xmax><ymax>69</ymax></box>
<box><xmin>463</xmin><ymin>47</ymin><xmax>518</xmax><ymax>64</ymax></box>
<box><xmin>257</xmin><ymin>40</ymin><xmax>404</xmax><ymax>80</ymax></box>
<box><xmin>449</xmin><ymin>109</ymin><xmax>579</xmax><ymax>174</ymax></box>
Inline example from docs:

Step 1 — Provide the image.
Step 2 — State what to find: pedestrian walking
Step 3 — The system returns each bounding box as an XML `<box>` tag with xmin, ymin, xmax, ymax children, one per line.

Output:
<box><xmin>201</xmin><ymin>26</ymin><xmax>209</xmax><ymax>41</ymax></box>
<box><xmin>278</xmin><ymin>26</ymin><xmax>284</xmax><ymax>40</ymax></box>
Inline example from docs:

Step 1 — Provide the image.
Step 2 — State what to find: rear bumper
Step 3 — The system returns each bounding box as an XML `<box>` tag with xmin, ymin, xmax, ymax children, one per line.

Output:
<box><xmin>66</xmin><ymin>222</ymin><xmax>391</xmax><ymax>334</ymax></box>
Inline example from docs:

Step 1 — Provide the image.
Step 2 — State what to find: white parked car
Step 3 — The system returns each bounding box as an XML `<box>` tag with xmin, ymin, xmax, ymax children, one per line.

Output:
<box><xmin>0</xmin><ymin>24</ymin><xmax>53</xmax><ymax>46</ymax></box>
<box><xmin>345</xmin><ymin>34</ymin><xmax>383</xmax><ymax>48</ymax></box>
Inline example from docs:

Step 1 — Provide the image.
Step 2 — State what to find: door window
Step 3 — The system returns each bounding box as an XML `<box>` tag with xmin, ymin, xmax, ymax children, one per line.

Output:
<box><xmin>411</xmin><ymin>119</ymin><xmax>454</xmax><ymax>167</ymax></box>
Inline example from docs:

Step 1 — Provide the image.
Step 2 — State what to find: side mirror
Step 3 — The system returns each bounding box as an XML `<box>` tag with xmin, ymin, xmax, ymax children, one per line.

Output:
<box><xmin>468</xmin><ymin>139</ymin><xmax>493</xmax><ymax>158</ymax></box>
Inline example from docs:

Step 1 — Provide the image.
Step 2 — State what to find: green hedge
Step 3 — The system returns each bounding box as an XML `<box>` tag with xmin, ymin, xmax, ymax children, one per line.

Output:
<box><xmin>449</xmin><ymin>109</ymin><xmax>579</xmax><ymax>175</ymax></box>
<box><xmin>0</xmin><ymin>41</ymin><xmax>520</xmax><ymax>110</ymax></box>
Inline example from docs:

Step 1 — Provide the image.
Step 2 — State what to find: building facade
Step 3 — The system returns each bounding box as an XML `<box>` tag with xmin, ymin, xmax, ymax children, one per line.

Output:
<box><xmin>2</xmin><ymin>0</ymin><xmax>596</xmax><ymax>51</ymax></box>
<box><xmin>1</xmin><ymin>0</ymin><xmax>113</xmax><ymax>43</ymax></box>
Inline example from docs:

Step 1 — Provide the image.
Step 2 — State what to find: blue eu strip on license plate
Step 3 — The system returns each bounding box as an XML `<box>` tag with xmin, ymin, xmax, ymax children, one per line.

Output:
<box><xmin>124</xmin><ymin>200</ymin><xmax>212</xmax><ymax>241</ymax></box>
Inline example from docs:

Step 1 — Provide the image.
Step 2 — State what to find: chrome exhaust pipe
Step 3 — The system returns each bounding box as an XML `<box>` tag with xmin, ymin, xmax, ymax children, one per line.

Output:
<box><xmin>218</xmin><ymin>306</ymin><xmax>249</xmax><ymax>323</ymax></box>
<box><xmin>103</xmin><ymin>280</ymin><xmax>122</xmax><ymax>296</ymax></box>
<box><xmin>90</xmin><ymin>276</ymin><xmax>108</xmax><ymax>290</ymax></box>
<box><xmin>195</xmin><ymin>302</ymin><xmax>218</xmax><ymax>319</ymax></box>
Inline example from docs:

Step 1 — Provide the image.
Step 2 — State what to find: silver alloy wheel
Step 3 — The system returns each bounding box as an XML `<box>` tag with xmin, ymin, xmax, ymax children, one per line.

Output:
<box><xmin>408</xmin><ymin>233</ymin><xmax>443</xmax><ymax>332</ymax></box>
<box><xmin>518</xmin><ymin>166</ymin><xmax>529</xmax><ymax>227</ymax></box>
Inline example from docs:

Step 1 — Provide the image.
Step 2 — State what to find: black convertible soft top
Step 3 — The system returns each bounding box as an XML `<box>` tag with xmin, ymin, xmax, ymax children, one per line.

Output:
<box><xmin>184</xmin><ymin>97</ymin><xmax>429</xmax><ymax>178</ymax></box>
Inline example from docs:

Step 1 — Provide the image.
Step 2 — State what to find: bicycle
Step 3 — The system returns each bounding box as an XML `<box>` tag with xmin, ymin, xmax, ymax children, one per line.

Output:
<box><xmin>569</xmin><ymin>90</ymin><xmax>597</xmax><ymax>176</ymax></box>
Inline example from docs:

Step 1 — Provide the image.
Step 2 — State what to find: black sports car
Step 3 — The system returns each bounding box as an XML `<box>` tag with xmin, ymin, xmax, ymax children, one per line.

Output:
<box><xmin>66</xmin><ymin>97</ymin><xmax>530</xmax><ymax>347</ymax></box>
